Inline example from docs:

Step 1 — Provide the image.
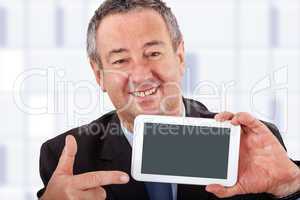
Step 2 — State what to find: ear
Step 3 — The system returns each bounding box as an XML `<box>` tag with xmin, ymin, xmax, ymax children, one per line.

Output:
<box><xmin>176</xmin><ymin>40</ymin><xmax>185</xmax><ymax>77</ymax></box>
<box><xmin>90</xmin><ymin>60</ymin><xmax>106</xmax><ymax>92</ymax></box>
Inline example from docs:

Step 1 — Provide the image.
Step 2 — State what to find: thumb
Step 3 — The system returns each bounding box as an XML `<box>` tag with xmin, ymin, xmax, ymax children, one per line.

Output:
<box><xmin>54</xmin><ymin>135</ymin><xmax>78</xmax><ymax>176</ymax></box>
<box><xmin>215</xmin><ymin>112</ymin><xmax>235</xmax><ymax>122</ymax></box>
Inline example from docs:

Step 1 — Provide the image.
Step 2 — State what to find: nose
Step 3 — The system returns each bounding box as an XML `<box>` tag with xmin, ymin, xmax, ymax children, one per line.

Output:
<box><xmin>129</xmin><ymin>60</ymin><xmax>154</xmax><ymax>85</ymax></box>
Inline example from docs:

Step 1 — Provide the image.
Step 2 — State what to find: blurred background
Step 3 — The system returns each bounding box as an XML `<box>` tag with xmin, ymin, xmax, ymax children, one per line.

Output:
<box><xmin>0</xmin><ymin>0</ymin><xmax>300</xmax><ymax>199</ymax></box>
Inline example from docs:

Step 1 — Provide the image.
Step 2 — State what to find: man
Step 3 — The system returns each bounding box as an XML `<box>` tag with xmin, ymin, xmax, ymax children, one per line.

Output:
<box><xmin>38</xmin><ymin>0</ymin><xmax>300</xmax><ymax>199</ymax></box>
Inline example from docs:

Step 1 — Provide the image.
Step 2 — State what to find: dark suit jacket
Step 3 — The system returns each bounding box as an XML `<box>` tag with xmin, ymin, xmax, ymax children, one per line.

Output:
<box><xmin>37</xmin><ymin>98</ymin><xmax>298</xmax><ymax>200</ymax></box>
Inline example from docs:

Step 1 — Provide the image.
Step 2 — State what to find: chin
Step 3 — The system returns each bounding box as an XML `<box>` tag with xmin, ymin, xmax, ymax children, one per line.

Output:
<box><xmin>139</xmin><ymin>109</ymin><xmax>161</xmax><ymax>115</ymax></box>
<box><xmin>134</xmin><ymin>105</ymin><xmax>162</xmax><ymax>116</ymax></box>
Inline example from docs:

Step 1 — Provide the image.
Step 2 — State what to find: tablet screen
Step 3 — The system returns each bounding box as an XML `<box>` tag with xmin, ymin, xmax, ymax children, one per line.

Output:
<box><xmin>141</xmin><ymin>123</ymin><xmax>231</xmax><ymax>179</ymax></box>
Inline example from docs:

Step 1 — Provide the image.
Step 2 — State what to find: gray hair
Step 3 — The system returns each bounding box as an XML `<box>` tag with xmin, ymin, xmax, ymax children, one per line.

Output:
<box><xmin>86</xmin><ymin>0</ymin><xmax>182</xmax><ymax>68</ymax></box>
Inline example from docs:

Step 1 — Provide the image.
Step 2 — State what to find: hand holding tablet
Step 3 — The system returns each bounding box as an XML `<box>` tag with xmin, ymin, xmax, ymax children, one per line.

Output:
<box><xmin>131</xmin><ymin>115</ymin><xmax>241</xmax><ymax>187</ymax></box>
<box><xmin>206</xmin><ymin>112</ymin><xmax>300</xmax><ymax>198</ymax></box>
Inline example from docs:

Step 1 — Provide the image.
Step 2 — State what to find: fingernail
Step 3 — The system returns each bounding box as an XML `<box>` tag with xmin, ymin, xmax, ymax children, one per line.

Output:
<box><xmin>64</xmin><ymin>137</ymin><xmax>69</xmax><ymax>151</ymax></box>
<box><xmin>206</xmin><ymin>186</ymin><xmax>212</xmax><ymax>192</ymax></box>
<box><xmin>120</xmin><ymin>175</ymin><xmax>129</xmax><ymax>182</ymax></box>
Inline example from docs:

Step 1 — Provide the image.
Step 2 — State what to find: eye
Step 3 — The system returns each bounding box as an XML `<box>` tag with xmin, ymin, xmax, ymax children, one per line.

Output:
<box><xmin>146</xmin><ymin>51</ymin><xmax>162</xmax><ymax>60</ymax></box>
<box><xmin>112</xmin><ymin>59</ymin><xmax>128</xmax><ymax>65</ymax></box>
<box><xmin>150</xmin><ymin>52</ymin><xmax>161</xmax><ymax>57</ymax></box>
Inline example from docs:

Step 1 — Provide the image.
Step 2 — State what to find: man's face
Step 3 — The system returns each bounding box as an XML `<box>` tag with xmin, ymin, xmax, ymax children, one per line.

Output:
<box><xmin>92</xmin><ymin>9</ymin><xmax>185</xmax><ymax>120</ymax></box>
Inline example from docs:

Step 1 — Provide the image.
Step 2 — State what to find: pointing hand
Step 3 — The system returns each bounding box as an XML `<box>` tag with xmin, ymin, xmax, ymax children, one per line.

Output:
<box><xmin>41</xmin><ymin>135</ymin><xmax>129</xmax><ymax>200</ymax></box>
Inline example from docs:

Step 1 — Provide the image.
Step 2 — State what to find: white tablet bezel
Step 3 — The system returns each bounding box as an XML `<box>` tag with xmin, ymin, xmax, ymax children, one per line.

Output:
<box><xmin>131</xmin><ymin>115</ymin><xmax>241</xmax><ymax>187</ymax></box>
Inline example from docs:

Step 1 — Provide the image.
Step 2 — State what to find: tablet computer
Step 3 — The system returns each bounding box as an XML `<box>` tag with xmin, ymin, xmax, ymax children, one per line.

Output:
<box><xmin>131</xmin><ymin>115</ymin><xmax>241</xmax><ymax>186</ymax></box>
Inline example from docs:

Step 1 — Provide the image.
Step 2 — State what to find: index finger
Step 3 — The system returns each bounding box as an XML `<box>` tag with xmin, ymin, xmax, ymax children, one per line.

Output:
<box><xmin>72</xmin><ymin>171</ymin><xmax>129</xmax><ymax>190</ymax></box>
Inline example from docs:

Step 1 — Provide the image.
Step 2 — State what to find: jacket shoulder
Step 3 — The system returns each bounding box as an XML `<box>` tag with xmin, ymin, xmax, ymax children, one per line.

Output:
<box><xmin>183</xmin><ymin>98</ymin><xmax>286</xmax><ymax>150</ymax></box>
<box><xmin>42</xmin><ymin>110</ymin><xmax>117</xmax><ymax>160</ymax></box>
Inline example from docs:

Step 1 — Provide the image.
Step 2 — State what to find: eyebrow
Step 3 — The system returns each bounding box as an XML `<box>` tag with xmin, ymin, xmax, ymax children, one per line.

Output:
<box><xmin>143</xmin><ymin>40</ymin><xmax>165</xmax><ymax>48</ymax></box>
<box><xmin>107</xmin><ymin>40</ymin><xmax>166</xmax><ymax>60</ymax></box>
<box><xmin>108</xmin><ymin>48</ymin><xmax>129</xmax><ymax>60</ymax></box>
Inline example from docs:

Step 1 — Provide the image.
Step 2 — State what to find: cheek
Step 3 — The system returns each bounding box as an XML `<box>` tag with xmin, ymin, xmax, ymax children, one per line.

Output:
<box><xmin>104</xmin><ymin>73</ymin><xmax>129</xmax><ymax>96</ymax></box>
<box><xmin>153</xmin><ymin>61</ymin><xmax>182</xmax><ymax>97</ymax></box>
<box><xmin>154</xmin><ymin>59</ymin><xmax>182</xmax><ymax>82</ymax></box>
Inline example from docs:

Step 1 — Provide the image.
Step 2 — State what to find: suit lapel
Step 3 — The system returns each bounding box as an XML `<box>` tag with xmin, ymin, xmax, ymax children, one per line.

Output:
<box><xmin>183</xmin><ymin>98</ymin><xmax>216</xmax><ymax>119</ymax></box>
<box><xmin>95</xmin><ymin>114</ymin><xmax>149</xmax><ymax>200</ymax></box>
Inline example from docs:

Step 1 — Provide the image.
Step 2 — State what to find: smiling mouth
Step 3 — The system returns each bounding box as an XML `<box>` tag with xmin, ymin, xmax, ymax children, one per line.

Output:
<box><xmin>131</xmin><ymin>86</ymin><xmax>159</xmax><ymax>97</ymax></box>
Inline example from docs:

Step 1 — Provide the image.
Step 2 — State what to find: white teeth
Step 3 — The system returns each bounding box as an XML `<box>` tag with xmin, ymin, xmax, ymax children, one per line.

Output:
<box><xmin>133</xmin><ymin>87</ymin><xmax>157</xmax><ymax>97</ymax></box>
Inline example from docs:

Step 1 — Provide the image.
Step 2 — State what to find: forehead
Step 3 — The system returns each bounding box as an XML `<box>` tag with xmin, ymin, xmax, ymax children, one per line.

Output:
<box><xmin>96</xmin><ymin>9</ymin><xmax>172</xmax><ymax>51</ymax></box>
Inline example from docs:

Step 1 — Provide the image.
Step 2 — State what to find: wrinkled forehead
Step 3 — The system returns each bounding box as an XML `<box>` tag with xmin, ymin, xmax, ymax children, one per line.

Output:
<box><xmin>97</xmin><ymin>7</ymin><xmax>168</xmax><ymax>33</ymax></box>
<box><xmin>95</xmin><ymin>8</ymin><xmax>173</xmax><ymax>51</ymax></box>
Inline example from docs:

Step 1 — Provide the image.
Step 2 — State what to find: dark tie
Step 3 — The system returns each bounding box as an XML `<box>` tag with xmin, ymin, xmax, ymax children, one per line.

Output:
<box><xmin>145</xmin><ymin>182</ymin><xmax>173</xmax><ymax>200</ymax></box>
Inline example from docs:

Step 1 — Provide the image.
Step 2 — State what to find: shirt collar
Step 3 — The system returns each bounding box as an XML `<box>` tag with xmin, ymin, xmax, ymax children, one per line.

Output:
<box><xmin>121</xmin><ymin>102</ymin><xmax>186</xmax><ymax>147</ymax></box>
